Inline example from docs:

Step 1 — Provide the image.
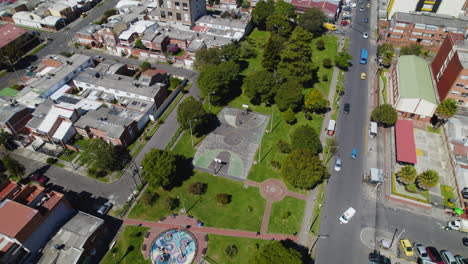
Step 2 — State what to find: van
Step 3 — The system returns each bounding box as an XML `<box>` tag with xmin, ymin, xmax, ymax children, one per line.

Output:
<box><xmin>440</xmin><ymin>250</ymin><xmax>457</xmax><ymax>264</ymax></box>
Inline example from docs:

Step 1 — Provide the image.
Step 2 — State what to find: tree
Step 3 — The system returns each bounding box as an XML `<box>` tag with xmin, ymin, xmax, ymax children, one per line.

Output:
<box><xmin>274</xmin><ymin>0</ymin><xmax>296</xmax><ymax>19</ymax></box>
<box><xmin>134</xmin><ymin>38</ymin><xmax>145</xmax><ymax>49</ymax></box>
<box><xmin>103</xmin><ymin>8</ymin><xmax>117</xmax><ymax>18</ymax></box>
<box><xmin>188</xmin><ymin>182</ymin><xmax>207</xmax><ymax>195</ymax></box>
<box><xmin>215</xmin><ymin>193</ymin><xmax>232</xmax><ymax>205</ymax></box>
<box><xmin>197</xmin><ymin>61</ymin><xmax>240</xmax><ymax>105</ymax></box>
<box><xmin>164</xmin><ymin>197</ymin><xmax>179</xmax><ymax>210</ymax></box>
<box><xmin>140</xmin><ymin>61</ymin><xmax>151</xmax><ymax>70</ymax></box>
<box><xmin>239</xmin><ymin>41</ymin><xmax>256</xmax><ymax>59</ymax></box>
<box><xmin>266</xmin><ymin>14</ymin><xmax>292</xmax><ymax>38</ymax></box>
<box><xmin>290</xmin><ymin>124</ymin><xmax>322</xmax><ymax>154</ymax></box>
<box><xmin>316</xmin><ymin>39</ymin><xmax>325</xmax><ymax>50</ymax></box>
<box><xmin>322</xmin><ymin>58</ymin><xmax>332</xmax><ymax>68</ymax></box>
<box><xmin>378</xmin><ymin>43</ymin><xmax>394</xmax><ymax>66</ymax></box>
<box><xmin>0</xmin><ymin>45</ymin><xmax>23</xmax><ymax>67</ymax></box>
<box><xmin>275</xmin><ymin>80</ymin><xmax>303</xmax><ymax>111</ymax></box>
<box><xmin>400</xmin><ymin>44</ymin><xmax>422</xmax><ymax>56</ymax></box>
<box><xmin>221</xmin><ymin>42</ymin><xmax>240</xmax><ymax>62</ymax></box>
<box><xmin>79</xmin><ymin>138</ymin><xmax>125</xmax><ymax>171</ymax></box>
<box><xmin>141</xmin><ymin>189</ymin><xmax>159</xmax><ymax>205</ymax></box>
<box><xmin>436</xmin><ymin>99</ymin><xmax>458</xmax><ymax>121</ymax></box>
<box><xmin>252</xmin><ymin>240</ymin><xmax>302</xmax><ymax>264</ymax></box>
<box><xmin>416</xmin><ymin>170</ymin><xmax>439</xmax><ymax>190</ymax></box>
<box><xmin>304</xmin><ymin>89</ymin><xmax>329</xmax><ymax>113</ymax></box>
<box><xmin>277</xmin><ymin>139</ymin><xmax>291</xmax><ymax>153</ymax></box>
<box><xmin>277</xmin><ymin>27</ymin><xmax>314</xmax><ymax>84</ymax></box>
<box><xmin>2</xmin><ymin>155</ymin><xmax>24</xmax><ymax>178</ymax></box>
<box><xmin>371</xmin><ymin>104</ymin><xmax>398</xmax><ymax>127</ymax></box>
<box><xmin>243</xmin><ymin>71</ymin><xmax>277</xmax><ymax>104</ymax></box>
<box><xmin>225</xmin><ymin>245</ymin><xmax>239</xmax><ymax>258</ymax></box>
<box><xmin>282</xmin><ymin>108</ymin><xmax>297</xmax><ymax>125</ymax></box>
<box><xmin>397</xmin><ymin>165</ymin><xmax>417</xmax><ymax>185</ymax></box>
<box><xmin>142</xmin><ymin>149</ymin><xmax>177</xmax><ymax>188</ymax></box>
<box><xmin>281</xmin><ymin>149</ymin><xmax>328</xmax><ymax>189</ymax></box>
<box><xmin>335</xmin><ymin>51</ymin><xmax>353</xmax><ymax>70</ymax></box>
<box><xmin>298</xmin><ymin>8</ymin><xmax>326</xmax><ymax>35</ymax></box>
<box><xmin>0</xmin><ymin>130</ymin><xmax>12</xmax><ymax>150</ymax></box>
<box><xmin>252</xmin><ymin>0</ymin><xmax>275</xmax><ymax>28</ymax></box>
<box><xmin>177</xmin><ymin>96</ymin><xmax>210</xmax><ymax>135</ymax></box>
<box><xmin>262</xmin><ymin>35</ymin><xmax>284</xmax><ymax>72</ymax></box>
<box><xmin>193</xmin><ymin>47</ymin><xmax>222</xmax><ymax>70</ymax></box>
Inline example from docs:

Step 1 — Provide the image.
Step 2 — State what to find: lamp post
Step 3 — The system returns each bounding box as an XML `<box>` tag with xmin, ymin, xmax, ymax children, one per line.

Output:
<box><xmin>208</xmin><ymin>91</ymin><xmax>215</xmax><ymax>111</ymax></box>
<box><xmin>308</xmin><ymin>235</ymin><xmax>329</xmax><ymax>254</ymax></box>
<box><xmin>189</xmin><ymin>119</ymin><xmax>198</xmax><ymax>147</ymax></box>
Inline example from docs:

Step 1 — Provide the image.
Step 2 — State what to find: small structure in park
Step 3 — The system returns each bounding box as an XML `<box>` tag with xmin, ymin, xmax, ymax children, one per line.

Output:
<box><xmin>150</xmin><ymin>229</ymin><xmax>197</xmax><ymax>264</ymax></box>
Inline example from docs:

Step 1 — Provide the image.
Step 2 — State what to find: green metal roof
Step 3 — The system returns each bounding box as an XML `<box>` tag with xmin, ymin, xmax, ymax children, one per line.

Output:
<box><xmin>397</xmin><ymin>55</ymin><xmax>437</xmax><ymax>104</ymax></box>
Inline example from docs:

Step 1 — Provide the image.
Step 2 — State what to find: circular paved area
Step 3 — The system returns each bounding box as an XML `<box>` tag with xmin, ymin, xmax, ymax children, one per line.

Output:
<box><xmin>259</xmin><ymin>179</ymin><xmax>287</xmax><ymax>202</ymax></box>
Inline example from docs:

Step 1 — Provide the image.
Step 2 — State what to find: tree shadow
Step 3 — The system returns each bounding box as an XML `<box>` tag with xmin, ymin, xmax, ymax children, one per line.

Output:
<box><xmin>305</xmin><ymin>67</ymin><xmax>320</xmax><ymax>89</ymax></box>
<box><xmin>237</xmin><ymin>60</ymin><xmax>249</xmax><ymax>72</ymax></box>
<box><xmin>281</xmin><ymin>239</ymin><xmax>312</xmax><ymax>264</ymax></box>
<box><xmin>195</xmin><ymin>113</ymin><xmax>220</xmax><ymax>137</ymax></box>
<box><xmin>163</xmin><ymin>155</ymin><xmax>194</xmax><ymax>191</ymax></box>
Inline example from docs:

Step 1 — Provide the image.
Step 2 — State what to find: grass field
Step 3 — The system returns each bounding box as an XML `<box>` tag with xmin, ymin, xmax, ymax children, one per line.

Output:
<box><xmin>311</xmin><ymin>35</ymin><xmax>339</xmax><ymax>95</ymax></box>
<box><xmin>205</xmin><ymin>235</ymin><xmax>269</xmax><ymax>264</ymax></box>
<box><xmin>268</xmin><ymin>196</ymin><xmax>306</xmax><ymax>234</ymax></box>
<box><xmin>101</xmin><ymin>226</ymin><xmax>150</xmax><ymax>264</ymax></box>
<box><xmin>240</xmin><ymin>29</ymin><xmax>271</xmax><ymax>76</ymax></box>
<box><xmin>0</xmin><ymin>87</ymin><xmax>19</xmax><ymax>97</ymax></box>
<box><xmin>129</xmin><ymin>171</ymin><xmax>266</xmax><ymax>231</ymax></box>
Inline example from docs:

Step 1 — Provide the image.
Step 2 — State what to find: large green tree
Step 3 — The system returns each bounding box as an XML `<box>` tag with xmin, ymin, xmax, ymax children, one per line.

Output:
<box><xmin>298</xmin><ymin>8</ymin><xmax>326</xmax><ymax>35</ymax></box>
<box><xmin>274</xmin><ymin>0</ymin><xmax>296</xmax><ymax>19</ymax></box>
<box><xmin>266</xmin><ymin>14</ymin><xmax>292</xmax><ymax>38</ymax></box>
<box><xmin>436</xmin><ymin>99</ymin><xmax>458</xmax><ymax>121</ymax></box>
<box><xmin>2</xmin><ymin>155</ymin><xmax>24</xmax><ymax>178</ymax></box>
<box><xmin>262</xmin><ymin>35</ymin><xmax>284</xmax><ymax>72</ymax></box>
<box><xmin>243</xmin><ymin>70</ymin><xmax>277</xmax><ymax>104</ymax></box>
<box><xmin>274</xmin><ymin>80</ymin><xmax>303</xmax><ymax>111</ymax></box>
<box><xmin>281</xmin><ymin>149</ymin><xmax>328</xmax><ymax>189</ymax></box>
<box><xmin>252</xmin><ymin>241</ymin><xmax>302</xmax><ymax>264</ymax></box>
<box><xmin>142</xmin><ymin>149</ymin><xmax>177</xmax><ymax>188</ymax></box>
<box><xmin>221</xmin><ymin>42</ymin><xmax>240</xmax><ymax>62</ymax></box>
<box><xmin>397</xmin><ymin>165</ymin><xmax>417</xmax><ymax>185</ymax></box>
<box><xmin>290</xmin><ymin>124</ymin><xmax>322</xmax><ymax>154</ymax></box>
<box><xmin>193</xmin><ymin>47</ymin><xmax>222</xmax><ymax>70</ymax></box>
<box><xmin>416</xmin><ymin>169</ymin><xmax>439</xmax><ymax>190</ymax></box>
<box><xmin>335</xmin><ymin>51</ymin><xmax>353</xmax><ymax>70</ymax></box>
<box><xmin>79</xmin><ymin>138</ymin><xmax>126</xmax><ymax>171</ymax></box>
<box><xmin>400</xmin><ymin>44</ymin><xmax>423</xmax><ymax>56</ymax></box>
<box><xmin>0</xmin><ymin>45</ymin><xmax>23</xmax><ymax>68</ymax></box>
<box><xmin>197</xmin><ymin>61</ymin><xmax>240</xmax><ymax>105</ymax></box>
<box><xmin>0</xmin><ymin>130</ymin><xmax>12</xmax><ymax>150</ymax></box>
<box><xmin>239</xmin><ymin>41</ymin><xmax>256</xmax><ymax>59</ymax></box>
<box><xmin>252</xmin><ymin>0</ymin><xmax>275</xmax><ymax>28</ymax></box>
<box><xmin>378</xmin><ymin>43</ymin><xmax>394</xmax><ymax>66</ymax></box>
<box><xmin>304</xmin><ymin>89</ymin><xmax>329</xmax><ymax>113</ymax></box>
<box><xmin>371</xmin><ymin>104</ymin><xmax>398</xmax><ymax>127</ymax></box>
<box><xmin>277</xmin><ymin>26</ymin><xmax>314</xmax><ymax>84</ymax></box>
<box><xmin>177</xmin><ymin>96</ymin><xmax>210</xmax><ymax>135</ymax></box>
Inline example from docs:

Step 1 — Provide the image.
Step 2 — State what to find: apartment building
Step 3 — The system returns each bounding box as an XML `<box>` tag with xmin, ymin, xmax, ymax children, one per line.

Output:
<box><xmin>386</xmin><ymin>0</ymin><xmax>466</xmax><ymax>20</ymax></box>
<box><xmin>431</xmin><ymin>32</ymin><xmax>468</xmax><ymax>107</ymax></box>
<box><xmin>149</xmin><ymin>0</ymin><xmax>206</xmax><ymax>27</ymax></box>
<box><xmin>380</xmin><ymin>12</ymin><xmax>468</xmax><ymax>52</ymax></box>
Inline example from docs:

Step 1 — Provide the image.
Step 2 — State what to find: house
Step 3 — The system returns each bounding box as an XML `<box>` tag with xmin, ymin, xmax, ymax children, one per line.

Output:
<box><xmin>118</xmin><ymin>20</ymin><xmax>156</xmax><ymax>47</ymax></box>
<box><xmin>290</xmin><ymin>0</ymin><xmax>339</xmax><ymax>20</ymax></box>
<box><xmin>75</xmin><ymin>24</ymin><xmax>104</xmax><ymax>47</ymax></box>
<box><xmin>0</xmin><ymin>104</ymin><xmax>32</xmax><ymax>136</ymax></box>
<box><xmin>0</xmin><ymin>180</ymin><xmax>74</xmax><ymax>264</ymax></box>
<box><xmin>141</xmin><ymin>28</ymin><xmax>170</xmax><ymax>51</ymax></box>
<box><xmin>0</xmin><ymin>24</ymin><xmax>35</xmax><ymax>58</ymax></box>
<box><xmin>148</xmin><ymin>0</ymin><xmax>207</xmax><ymax>27</ymax></box>
<box><xmin>386</xmin><ymin>0</ymin><xmax>466</xmax><ymax>20</ymax></box>
<box><xmin>431</xmin><ymin>32</ymin><xmax>468</xmax><ymax>107</ymax></box>
<box><xmin>194</xmin><ymin>14</ymin><xmax>252</xmax><ymax>41</ymax></box>
<box><xmin>38</xmin><ymin>211</ymin><xmax>105</xmax><ymax>264</ymax></box>
<box><xmin>390</xmin><ymin>55</ymin><xmax>438</xmax><ymax>122</ymax></box>
<box><xmin>379</xmin><ymin>12</ymin><xmax>468</xmax><ymax>53</ymax></box>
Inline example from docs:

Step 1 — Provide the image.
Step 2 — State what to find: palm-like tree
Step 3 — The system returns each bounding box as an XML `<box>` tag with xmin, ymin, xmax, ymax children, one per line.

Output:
<box><xmin>397</xmin><ymin>165</ymin><xmax>417</xmax><ymax>185</ymax></box>
<box><xmin>436</xmin><ymin>99</ymin><xmax>458</xmax><ymax>124</ymax></box>
<box><xmin>416</xmin><ymin>170</ymin><xmax>439</xmax><ymax>190</ymax></box>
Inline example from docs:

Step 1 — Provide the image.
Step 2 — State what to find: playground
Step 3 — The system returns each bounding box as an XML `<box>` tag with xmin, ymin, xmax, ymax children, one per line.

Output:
<box><xmin>193</xmin><ymin>107</ymin><xmax>269</xmax><ymax>181</ymax></box>
<box><xmin>150</xmin><ymin>229</ymin><xmax>197</xmax><ymax>264</ymax></box>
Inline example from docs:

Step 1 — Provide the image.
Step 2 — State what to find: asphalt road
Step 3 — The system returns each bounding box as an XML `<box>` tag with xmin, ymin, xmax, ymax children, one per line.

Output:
<box><xmin>314</xmin><ymin>2</ymin><xmax>373</xmax><ymax>264</ymax></box>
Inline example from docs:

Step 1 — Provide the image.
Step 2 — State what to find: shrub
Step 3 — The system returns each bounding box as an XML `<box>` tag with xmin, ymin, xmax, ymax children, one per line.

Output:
<box><xmin>277</xmin><ymin>140</ymin><xmax>291</xmax><ymax>153</ymax></box>
<box><xmin>215</xmin><ymin>193</ymin><xmax>231</xmax><ymax>205</ymax></box>
<box><xmin>304</xmin><ymin>112</ymin><xmax>313</xmax><ymax>120</ymax></box>
<box><xmin>323</xmin><ymin>58</ymin><xmax>333</xmax><ymax>68</ymax></box>
<box><xmin>270</xmin><ymin>160</ymin><xmax>281</xmax><ymax>169</ymax></box>
<box><xmin>188</xmin><ymin>182</ymin><xmax>207</xmax><ymax>195</ymax></box>
<box><xmin>225</xmin><ymin>245</ymin><xmax>239</xmax><ymax>258</ymax></box>
<box><xmin>281</xmin><ymin>210</ymin><xmax>291</xmax><ymax>219</ymax></box>
<box><xmin>141</xmin><ymin>189</ymin><xmax>159</xmax><ymax>205</ymax></box>
<box><xmin>282</xmin><ymin>108</ymin><xmax>297</xmax><ymax>125</ymax></box>
<box><xmin>46</xmin><ymin>158</ymin><xmax>57</xmax><ymax>164</ymax></box>
<box><xmin>316</xmin><ymin>39</ymin><xmax>325</xmax><ymax>50</ymax></box>
<box><xmin>164</xmin><ymin>197</ymin><xmax>179</xmax><ymax>210</ymax></box>
<box><xmin>322</xmin><ymin>73</ymin><xmax>328</xmax><ymax>82</ymax></box>
<box><xmin>168</xmin><ymin>46</ymin><xmax>181</xmax><ymax>54</ymax></box>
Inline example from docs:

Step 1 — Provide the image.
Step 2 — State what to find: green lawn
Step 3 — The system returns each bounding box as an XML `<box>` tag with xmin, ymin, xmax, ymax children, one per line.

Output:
<box><xmin>205</xmin><ymin>235</ymin><xmax>269</xmax><ymax>264</ymax></box>
<box><xmin>101</xmin><ymin>226</ymin><xmax>150</xmax><ymax>264</ymax></box>
<box><xmin>129</xmin><ymin>171</ymin><xmax>266</xmax><ymax>231</ymax></box>
<box><xmin>240</xmin><ymin>29</ymin><xmax>271</xmax><ymax>76</ymax></box>
<box><xmin>268</xmin><ymin>196</ymin><xmax>305</xmax><ymax>235</ymax></box>
<box><xmin>311</xmin><ymin>35</ymin><xmax>339</xmax><ymax>95</ymax></box>
<box><xmin>172</xmin><ymin>130</ymin><xmax>204</xmax><ymax>158</ymax></box>
<box><xmin>0</xmin><ymin>87</ymin><xmax>19</xmax><ymax>97</ymax></box>
<box><xmin>427</xmin><ymin>126</ymin><xmax>441</xmax><ymax>134</ymax></box>
<box><xmin>440</xmin><ymin>184</ymin><xmax>455</xmax><ymax>208</ymax></box>
<box><xmin>310</xmin><ymin>183</ymin><xmax>325</xmax><ymax>235</ymax></box>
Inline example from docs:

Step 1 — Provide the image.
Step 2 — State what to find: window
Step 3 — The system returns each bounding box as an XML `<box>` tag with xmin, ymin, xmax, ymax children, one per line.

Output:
<box><xmin>461</xmin><ymin>93</ymin><xmax>468</xmax><ymax>97</ymax></box>
<box><xmin>176</xmin><ymin>13</ymin><xmax>181</xmax><ymax>20</ymax></box>
<box><xmin>160</xmin><ymin>11</ymin><xmax>165</xmax><ymax>18</ymax></box>
<box><xmin>451</xmin><ymin>91</ymin><xmax>460</xmax><ymax>95</ymax></box>
<box><xmin>393</xmin><ymin>29</ymin><xmax>404</xmax><ymax>33</ymax></box>
<box><xmin>166</xmin><ymin>0</ymin><xmax>171</xmax><ymax>8</ymax></box>
<box><xmin>422</xmin><ymin>33</ymin><xmax>433</xmax><ymax>37</ymax></box>
<box><xmin>184</xmin><ymin>13</ymin><xmax>189</xmax><ymax>21</ymax></box>
<box><xmin>395</xmin><ymin>22</ymin><xmax>408</xmax><ymax>28</ymax></box>
<box><xmin>168</xmin><ymin>11</ymin><xmax>172</xmax><ymax>17</ymax></box>
<box><xmin>409</xmin><ymin>37</ymin><xmax>417</xmax><ymax>41</ymax></box>
<box><xmin>412</xmin><ymin>31</ymin><xmax>423</xmax><ymax>36</ymax></box>
<box><xmin>456</xmin><ymin>83</ymin><xmax>464</xmax><ymax>87</ymax></box>
<box><xmin>183</xmin><ymin>2</ymin><xmax>188</xmax><ymax>10</ymax></box>
<box><xmin>175</xmin><ymin>1</ymin><xmax>180</xmax><ymax>9</ymax></box>
<box><xmin>460</xmin><ymin>75</ymin><xmax>468</xmax><ymax>80</ymax></box>
<box><xmin>414</xmin><ymin>23</ymin><xmax>426</xmax><ymax>29</ymax></box>
<box><xmin>426</xmin><ymin>25</ymin><xmax>438</xmax><ymax>31</ymax></box>
<box><xmin>457</xmin><ymin>100</ymin><xmax>464</xmax><ymax>104</ymax></box>
<box><xmin>390</xmin><ymin>35</ymin><xmax>402</xmax><ymax>39</ymax></box>
<box><xmin>421</xmin><ymin>39</ymin><xmax>432</xmax><ymax>44</ymax></box>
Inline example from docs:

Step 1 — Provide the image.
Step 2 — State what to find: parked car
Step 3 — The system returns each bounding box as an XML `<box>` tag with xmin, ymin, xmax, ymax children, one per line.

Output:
<box><xmin>455</xmin><ymin>255</ymin><xmax>468</xmax><ymax>264</ymax></box>
<box><xmin>26</xmin><ymin>66</ymin><xmax>37</xmax><ymax>72</ymax></box>
<box><xmin>97</xmin><ymin>202</ymin><xmax>113</xmax><ymax>215</ymax></box>
<box><xmin>343</xmin><ymin>6</ymin><xmax>351</xmax><ymax>11</ymax></box>
<box><xmin>367</xmin><ymin>3</ymin><xmax>371</xmax><ymax>7</ymax></box>
<box><xmin>93</xmin><ymin>55</ymin><xmax>105</xmax><ymax>61</ymax></box>
<box><xmin>461</xmin><ymin>187</ymin><xmax>468</xmax><ymax>199</ymax></box>
<box><xmin>463</xmin><ymin>237</ymin><xmax>468</xmax><ymax>246</ymax></box>
<box><xmin>414</xmin><ymin>242</ymin><xmax>431</xmax><ymax>261</ymax></box>
<box><xmin>361</xmin><ymin>72</ymin><xmax>367</xmax><ymax>79</ymax></box>
<box><xmin>29</xmin><ymin>174</ymin><xmax>49</xmax><ymax>186</ymax></box>
<box><xmin>426</xmin><ymin>247</ymin><xmax>444</xmax><ymax>264</ymax></box>
<box><xmin>334</xmin><ymin>158</ymin><xmax>342</xmax><ymax>171</ymax></box>
<box><xmin>369</xmin><ymin>252</ymin><xmax>391</xmax><ymax>264</ymax></box>
<box><xmin>339</xmin><ymin>207</ymin><xmax>356</xmax><ymax>224</ymax></box>
<box><xmin>441</xmin><ymin>250</ymin><xmax>457</xmax><ymax>264</ymax></box>
<box><xmin>360</xmin><ymin>6</ymin><xmax>364</xmax><ymax>11</ymax></box>
<box><xmin>400</xmin><ymin>239</ymin><xmax>414</xmax><ymax>256</ymax></box>
<box><xmin>343</xmin><ymin>103</ymin><xmax>350</xmax><ymax>114</ymax></box>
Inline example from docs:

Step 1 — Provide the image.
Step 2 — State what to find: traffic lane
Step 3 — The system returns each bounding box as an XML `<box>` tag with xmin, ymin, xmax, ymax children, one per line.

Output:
<box><xmin>377</xmin><ymin>205</ymin><xmax>468</xmax><ymax>256</ymax></box>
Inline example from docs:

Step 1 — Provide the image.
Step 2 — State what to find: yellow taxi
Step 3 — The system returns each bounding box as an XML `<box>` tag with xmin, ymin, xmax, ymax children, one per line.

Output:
<box><xmin>360</xmin><ymin>72</ymin><xmax>366</xmax><ymax>80</ymax></box>
<box><xmin>367</xmin><ymin>3</ymin><xmax>371</xmax><ymax>8</ymax></box>
<box><xmin>399</xmin><ymin>239</ymin><xmax>414</xmax><ymax>256</ymax></box>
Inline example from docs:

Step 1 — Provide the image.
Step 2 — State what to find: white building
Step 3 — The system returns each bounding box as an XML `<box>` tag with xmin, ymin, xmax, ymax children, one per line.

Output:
<box><xmin>387</xmin><ymin>0</ymin><xmax>466</xmax><ymax>20</ymax></box>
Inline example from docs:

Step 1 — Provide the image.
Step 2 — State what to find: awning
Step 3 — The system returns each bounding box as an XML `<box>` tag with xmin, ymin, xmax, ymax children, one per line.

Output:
<box><xmin>395</xmin><ymin>120</ymin><xmax>417</xmax><ymax>164</ymax></box>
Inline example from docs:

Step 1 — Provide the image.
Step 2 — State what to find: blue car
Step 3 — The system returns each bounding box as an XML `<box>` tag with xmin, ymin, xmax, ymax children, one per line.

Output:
<box><xmin>351</xmin><ymin>148</ymin><xmax>358</xmax><ymax>159</ymax></box>
<box><xmin>364</xmin><ymin>18</ymin><xmax>368</xmax><ymax>23</ymax></box>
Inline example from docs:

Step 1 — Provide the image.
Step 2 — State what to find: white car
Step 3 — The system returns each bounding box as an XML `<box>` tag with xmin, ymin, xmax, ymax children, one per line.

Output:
<box><xmin>363</xmin><ymin>32</ymin><xmax>369</xmax><ymax>38</ymax></box>
<box><xmin>334</xmin><ymin>158</ymin><xmax>342</xmax><ymax>171</ymax></box>
<box><xmin>339</xmin><ymin>207</ymin><xmax>356</xmax><ymax>224</ymax></box>
<box><xmin>413</xmin><ymin>242</ymin><xmax>431</xmax><ymax>261</ymax></box>
<box><xmin>350</xmin><ymin>2</ymin><xmax>356</xmax><ymax>8</ymax></box>
<box><xmin>97</xmin><ymin>202</ymin><xmax>113</xmax><ymax>215</ymax></box>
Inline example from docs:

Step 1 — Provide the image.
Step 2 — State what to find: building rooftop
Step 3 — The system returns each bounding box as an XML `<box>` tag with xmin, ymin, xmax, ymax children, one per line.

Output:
<box><xmin>447</xmin><ymin>114</ymin><xmax>468</xmax><ymax>142</ymax></box>
<box><xmin>0</xmin><ymin>199</ymin><xmax>41</xmax><ymax>240</ymax></box>
<box><xmin>393</xmin><ymin>12</ymin><xmax>468</xmax><ymax>29</ymax></box>
<box><xmin>0</xmin><ymin>104</ymin><xmax>27</xmax><ymax>124</ymax></box>
<box><xmin>0</xmin><ymin>23</ymin><xmax>27</xmax><ymax>49</ymax></box>
<box><xmin>397</xmin><ymin>55</ymin><xmax>437</xmax><ymax>104</ymax></box>
<box><xmin>196</xmin><ymin>15</ymin><xmax>250</xmax><ymax>30</ymax></box>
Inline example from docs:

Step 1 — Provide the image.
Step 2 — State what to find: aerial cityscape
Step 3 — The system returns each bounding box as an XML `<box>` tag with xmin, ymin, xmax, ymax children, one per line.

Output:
<box><xmin>0</xmin><ymin>0</ymin><xmax>467</xmax><ymax>263</ymax></box>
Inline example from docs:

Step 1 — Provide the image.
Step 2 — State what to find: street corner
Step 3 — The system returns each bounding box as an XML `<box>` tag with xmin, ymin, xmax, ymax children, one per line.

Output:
<box><xmin>359</xmin><ymin>227</ymin><xmax>394</xmax><ymax>251</ymax></box>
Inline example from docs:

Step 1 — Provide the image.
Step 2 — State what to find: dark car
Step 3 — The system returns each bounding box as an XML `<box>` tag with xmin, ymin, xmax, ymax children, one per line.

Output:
<box><xmin>29</xmin><ymin>174</ymin><xmax>49</xmax><ymax>186</ymax></box>
<box><xmin>369</xmin><ymin>252</ymin><xmax>391</xmax><ymax>264</ymax></box>
<box><xmin>364</xmin><ymin>18</ymin><xmax>369</xmax><ymax>23</ymax></box>
<box><xmin>463</xmin><ymin>237</ymin><xmax>468</xmax><ymax>246</ymax></box>
<box><xmin>462</xmin><ymin>187</ymin><xmax>468</xmax><ymax>199</ymax></box>
<box><xmin>426</xmin><ymin>247</ymin><xmax>444</xmax><ymax>264</ymax></box>
<box><xmin>344</xmin><ymin>103</ymin><xmax>350</xmax><ymax>114</ymax></box>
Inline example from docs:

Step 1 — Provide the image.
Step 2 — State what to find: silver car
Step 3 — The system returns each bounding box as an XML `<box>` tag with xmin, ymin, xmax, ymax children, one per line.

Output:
<box><xmin>413</xmin><ymin>242</ymin><xmax>430</xmax><ymax>261</ymax></box>
<box><xmin>441</xmin><ymin>250</ymin><xmax>458</xmax><ymax>264</ymax></box>
<box><xmin>334</xmin><ymin>158</ymin><xmax>342</xmax><ymax>171</ymax></box>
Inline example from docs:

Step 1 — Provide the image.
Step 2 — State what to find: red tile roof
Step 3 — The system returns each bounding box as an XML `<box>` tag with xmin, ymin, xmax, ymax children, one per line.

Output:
<box><xmin>142</xmin><ymin>68</ymin><xmax>167</xmax><ymax>76</ymax></box>
<box><xmin>0</xmin><ymin>180</ymin><xmax>19</xmax><ymax>201</ymax></box>
<box><xmin>395</xmin><ymin>119</ymin><xmax>417</xmax><ymax>164</ymax></box>
<box><xmin>291</xmin><ymin>0</ymin><xmax>338</xmax><ymax>14</ymax></box>
<box><xmin>452</xmin><ymin>141</ymin><xmax>468</xmax><ymax>157</ymax></box>
<box><xmin>0</xmin><ymin>200</ymin><xmax>41</xmax><ymax>240</ymax></box>
<box><xmin>0</xmin><ymin>24</ymin><xmax>27</xmax><ymax>49</ymax></box>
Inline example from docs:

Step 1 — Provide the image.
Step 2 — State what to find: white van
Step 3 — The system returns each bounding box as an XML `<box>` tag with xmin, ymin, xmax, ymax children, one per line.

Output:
<box><xmin>339</xmin><ymin>207</ymin><xmax>356</xmax><ymax>224</ymax></box>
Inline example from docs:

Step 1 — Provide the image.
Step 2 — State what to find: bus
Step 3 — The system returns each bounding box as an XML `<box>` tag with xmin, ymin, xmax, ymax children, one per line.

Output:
<box><xmin>360</xmin><ymin>49</ymin><xmax>368</xmax><ymax>64</ymax></box>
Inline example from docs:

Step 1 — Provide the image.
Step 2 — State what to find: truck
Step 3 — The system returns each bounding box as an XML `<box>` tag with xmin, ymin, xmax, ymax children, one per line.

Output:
<box><xmin>323</xmin><ymin>23</ymin><xmax>337</xmax><ymax>31</ymax></box>
<box><xmin>446</xmin><ymin>219</ymin><xmax>468</xmax><ymax>233</ymax></box>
